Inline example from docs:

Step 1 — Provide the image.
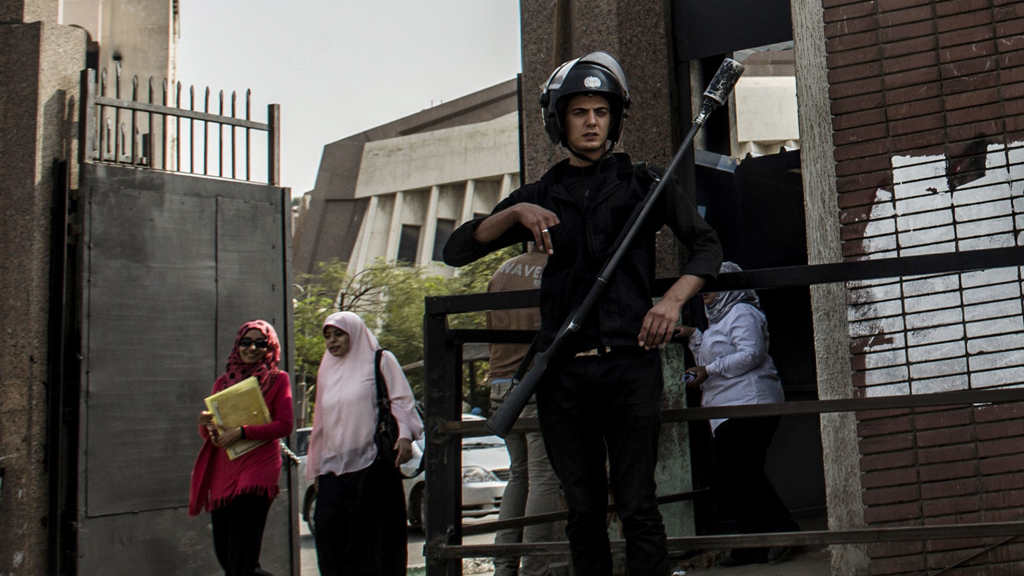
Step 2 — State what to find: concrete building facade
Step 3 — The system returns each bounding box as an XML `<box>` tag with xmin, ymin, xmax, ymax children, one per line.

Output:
<box><xmin>59</xmin><ymin>0</ymin><xmax>178</xmax><ymax>86</ymax></box>
<box><xmin>292</xmin><ymin>79</ymin><xmax>520</xmax><ymax>277</ymax></box>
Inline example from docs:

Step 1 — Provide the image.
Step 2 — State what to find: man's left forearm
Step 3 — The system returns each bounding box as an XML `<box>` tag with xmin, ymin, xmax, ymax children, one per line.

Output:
<box><xmin>662</xmin><ymin>274</ymin><xmax>706</xmax><ymax>307</ymax></box>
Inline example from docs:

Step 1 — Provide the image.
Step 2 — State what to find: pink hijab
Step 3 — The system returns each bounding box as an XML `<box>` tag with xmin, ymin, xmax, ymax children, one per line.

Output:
<box><xmin>306</xmin><ymin>312</ymin><xmax>405</xmax><ymax>478</ymax></box>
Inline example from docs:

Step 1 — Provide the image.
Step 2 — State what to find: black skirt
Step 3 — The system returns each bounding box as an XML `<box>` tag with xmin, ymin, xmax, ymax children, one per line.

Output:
<box><xmin>313</xmin><ymin>455</ymin><xmax>408</xmax><ymax>576</ymax></box>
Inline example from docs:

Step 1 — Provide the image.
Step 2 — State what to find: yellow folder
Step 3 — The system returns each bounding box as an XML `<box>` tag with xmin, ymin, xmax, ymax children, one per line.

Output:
<box><xmin>205</xmin><ymin>376</ymin><xmax>272</xmax><ymax>460</ymax></box>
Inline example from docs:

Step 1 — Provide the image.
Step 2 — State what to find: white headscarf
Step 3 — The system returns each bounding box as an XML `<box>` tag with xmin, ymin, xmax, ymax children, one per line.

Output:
<box><xmin>704</xmin><ymin>261</ymin><xmax>761</xmax><ymax>324</ymax></box>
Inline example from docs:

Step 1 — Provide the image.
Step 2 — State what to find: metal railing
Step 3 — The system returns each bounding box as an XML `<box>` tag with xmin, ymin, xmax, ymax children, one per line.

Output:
<box><xmin>80</xmin><ymin>65</ymin><xmax>280</xmax><ymax>185</ymax></box>
<box><xmin>422</xmin><ymin>244</ymin><xmax>1024</xmax><ymax>575</ymax></box>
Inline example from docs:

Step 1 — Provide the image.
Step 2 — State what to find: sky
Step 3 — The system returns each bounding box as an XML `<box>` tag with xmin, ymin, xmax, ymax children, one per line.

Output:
<box><xmin>176</xmin><ymin>1</ymin><xmax>523</xmax><ymax>195</ymax></box>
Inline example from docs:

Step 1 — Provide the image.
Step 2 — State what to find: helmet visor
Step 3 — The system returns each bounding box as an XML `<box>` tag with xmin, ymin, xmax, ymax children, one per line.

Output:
<box><xmin>545</xmin><ymin>57</ymin><xmax>580</xmax><ymax>92</ymax></box>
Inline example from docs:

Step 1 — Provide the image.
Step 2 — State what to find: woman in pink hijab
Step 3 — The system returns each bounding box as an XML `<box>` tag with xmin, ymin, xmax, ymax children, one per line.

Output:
<box><xmin>307</xmin><ymin>311</ymin><xmax>423</xmax><ymax>576</ymax></box>
<box><xmin>189</xmin><ymin>319</ymin><xmax>294</xmax><ymax>576</ymax></box>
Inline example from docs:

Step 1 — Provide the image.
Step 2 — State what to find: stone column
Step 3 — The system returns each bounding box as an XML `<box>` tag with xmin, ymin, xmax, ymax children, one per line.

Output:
<box><xmin>0</xmin><ymin>4</ymin><xmax>86</xmax><ymax>574</ymax></box>
<box><xmin>520</xmin><ymin>0</ymin><xmax>678</xmax><ymax>181</ymax></box>
<box><xmin>791</xmin><ymin>0</ymin><xmax>868</xmax><ymax>574</ymax></box>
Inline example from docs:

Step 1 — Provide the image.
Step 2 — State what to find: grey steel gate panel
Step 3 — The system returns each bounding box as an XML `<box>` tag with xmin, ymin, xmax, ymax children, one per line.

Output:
<box><xmin>78</xmin><ymin>163</ymin><xmax>296</xmax><ymax>576</ymax></box>
<box><xmin>216</xmin><ymin>196</ymin><xmax>287</xmax><ymax>369</ymax></box>
<box><xmin>84</xmin><ymin>187</ymin><xmax>218</xmax><ymax>515</ymax></box>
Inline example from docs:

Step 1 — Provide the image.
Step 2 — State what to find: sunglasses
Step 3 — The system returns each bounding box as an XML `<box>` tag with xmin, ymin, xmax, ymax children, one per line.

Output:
<box><xmin>239</xmin><ymin>337</ymin><xmax>269</xmax><ymax>350</ymax></box>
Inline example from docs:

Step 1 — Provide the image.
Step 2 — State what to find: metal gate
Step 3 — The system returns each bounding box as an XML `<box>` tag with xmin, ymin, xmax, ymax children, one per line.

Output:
<box><xmin>64</xmin><ymin>68</ymin><xmax>297</xmax><ymax>576</ymax></box>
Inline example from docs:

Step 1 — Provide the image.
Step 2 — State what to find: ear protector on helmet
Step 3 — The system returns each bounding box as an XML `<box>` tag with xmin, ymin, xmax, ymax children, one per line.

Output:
<box><xmin>539</xmin><ymin>51</ymin><xmax>631</xmax><ymax>147</ymax></box>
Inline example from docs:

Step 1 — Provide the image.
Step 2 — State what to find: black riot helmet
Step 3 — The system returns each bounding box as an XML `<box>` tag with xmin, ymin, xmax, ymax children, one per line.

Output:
<box><xmin>539</xmin><ymin>51</ymin><xmax>631</xmax><ymax>148</ymax></box>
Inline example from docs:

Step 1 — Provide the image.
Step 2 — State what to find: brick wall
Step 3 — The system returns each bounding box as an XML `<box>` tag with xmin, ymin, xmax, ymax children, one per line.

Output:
<box><xmin>823</xmin><ymin>0</ymin><xmax>1024</xmax><ymax>573</ymax></box>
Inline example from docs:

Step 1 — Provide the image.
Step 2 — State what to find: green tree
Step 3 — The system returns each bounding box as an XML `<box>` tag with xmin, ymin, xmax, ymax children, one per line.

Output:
<box><xmin>292</xmin><ymin>247</ymin><xmax>520</xmax><ymax>424</ymax></box>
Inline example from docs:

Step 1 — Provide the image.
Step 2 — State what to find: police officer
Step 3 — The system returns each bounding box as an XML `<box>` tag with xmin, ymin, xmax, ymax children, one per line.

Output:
<box><xmin>444</xmin><ymin>51</ymin><xmax>721</xmax><ymax>576</ymax></box>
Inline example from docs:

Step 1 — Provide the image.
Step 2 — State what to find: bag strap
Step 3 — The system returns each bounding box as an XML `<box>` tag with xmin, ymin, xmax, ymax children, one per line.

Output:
<box><xmin>374</xmin><ymin>348</ymin><xmax>391</xmax><ymax>412</ymax></box>
<box><xmin>374</xmin><ymin>348</ymin><xmax>425</xmax><ymax>479</ymax></box>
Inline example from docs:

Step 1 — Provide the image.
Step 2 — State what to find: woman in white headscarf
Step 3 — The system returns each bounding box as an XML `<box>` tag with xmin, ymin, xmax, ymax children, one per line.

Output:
<box><xmin>680</xmin><ymin>261</ymin><xmax>797</xmax><ymax>567</ymax></box>
<box><xmin>306</xmin><ymin>311</ymin><xmax>423</xmax><ymax>576</ymax></box>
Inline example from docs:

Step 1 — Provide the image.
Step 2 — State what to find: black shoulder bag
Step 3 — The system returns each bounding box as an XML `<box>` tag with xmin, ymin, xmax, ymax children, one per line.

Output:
<box><xmin>373</xmin><ymin>348</ymin><xmax>401</xmax><ymax>465</ymax></box>
<box><xmin>373</xmin><ymin>349</ymin><xmax>426</xmax><ymax>478</ymax></box>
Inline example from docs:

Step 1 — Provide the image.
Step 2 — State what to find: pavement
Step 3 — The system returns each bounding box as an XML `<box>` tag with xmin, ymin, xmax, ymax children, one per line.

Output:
<box><xmin>299</xmin><ymin>516</ymin><xmax>499</xmax><ymax>576</ymax></box>
<box><xmin>299</xmin><ymin>515</ymin><xmax>832</xmax><ymax>576</ymax></box>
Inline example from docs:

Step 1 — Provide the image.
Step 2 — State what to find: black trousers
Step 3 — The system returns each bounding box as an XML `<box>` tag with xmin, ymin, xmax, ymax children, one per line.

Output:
<box><xmin>314</xmin><ymin>455</ymin><xmax>408</xmax><ymax>576</ymax></box>
<box><xmin>211</xmin><ymin>493</ymin><xmax>272</xmax><ymax>576</ymax></box>
<box><xmin>536</xmin><ymin>348</ymin><xmax>670</xmax><ymax>576</ymax></box>
<box><xmin>712</xmin><ymin>416</ymin><xmax>798</xmax><ymax>561</ymax></box>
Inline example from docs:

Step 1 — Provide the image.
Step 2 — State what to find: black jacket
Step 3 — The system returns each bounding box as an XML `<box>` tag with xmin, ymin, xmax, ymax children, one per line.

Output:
<box><xmin>444</xmin><ymin>153</ymin><xmax>722</xmax><ymax>352</ymax></box>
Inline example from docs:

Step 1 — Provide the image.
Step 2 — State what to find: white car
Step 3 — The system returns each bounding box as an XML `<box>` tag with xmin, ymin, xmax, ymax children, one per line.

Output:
<box><xmin>294</xmin><ymin>414</ymin><xmax>510</xmax><ymax>533</ymax></box>
<box><xmin>401</xmin><ymin>413</ymin><xmax>510</xmax><ymax>528</ymax></box>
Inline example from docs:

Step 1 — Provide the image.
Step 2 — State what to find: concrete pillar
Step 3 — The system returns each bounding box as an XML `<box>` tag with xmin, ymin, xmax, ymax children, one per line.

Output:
<box><xmin>351</xmin><ymin>194</ymin><xmax>378</xmax><ymax>273</ymax></box>
<box><xmin>459</xmin><ymin>179</ymin><xmax>476</xmax><ymax>224</ymax></box>
<box><xmin>384</xmin><ymin>191</ymin><xmax>405</xmax><ymax>261</ymax></box>
<box><xmin>418</xmin><ymin>185</ymin><xmax>440</xmax><ymax>265</ymax></box>
<box><xmin>791</xmin><ymin>0</ymin><xmax>868</xmax><ymax>574</ymax></box>
<box><xmin>0</xmin><ymin>11</ymin><xmax>86</xmax><ymax>576</ymax></box>
<box><xmin>499</xmin><ymin>173</ymin><xmax>512</xmax><ymax>201</ymax></box>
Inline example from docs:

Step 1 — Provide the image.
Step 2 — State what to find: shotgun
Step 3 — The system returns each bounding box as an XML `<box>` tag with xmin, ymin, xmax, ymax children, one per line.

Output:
<box><xmin>486</xmin><ymin>58</ymin><xmax>745</xmax><ymax>438</ymax></box>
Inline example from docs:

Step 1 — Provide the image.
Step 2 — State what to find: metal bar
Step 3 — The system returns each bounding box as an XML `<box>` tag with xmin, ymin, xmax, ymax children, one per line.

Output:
<box><xmin>460</xmin><ymin>489</ymin><xmax>709</xmax><ymax>537</ymax></box>
<box><xmin>426</xmin><ymin>289</ymin><xmax>539</xmax><ymax>315</ymax></box>
<box><xmin>162</xmin><ymin>79</ymin><xmax>168</xmax><ymax>170</ymax></box>
<box><xmin>231</xmin><ymin>91</ymin><xmax>237</xmax><ymax>179</ymax></box>
<box><xmin>707</xmin><ymin>245</ymin><xmax>1024</xmax><ymax>292</ymax></box>
<box><xmin>437</xmin><ymin>387</ymin><xmax>1024</xmax><ymax>437</ymax></box>
<box><xmin>449</xmin><ymin>329</ymin><xmax>536</xmax><ymax>344</ymax></box>
<box><xmin>424</xmin><ymin>312</ymin><xmax>463</xmax><ymax>576</ymax></box>
<box><xmin>218</xmin><ymin>90</ymin><xmax>224</xmax><ymax>177</ymax></box>
<box><xmin>189</xmin><ymin>85</ymin><xmax>195</xmax><ymax>173</ymax></box>
<box><xmin>246</xmin><ymin>90</ymin><xmax>251</xmax><ymax>181</ymax></box>
<box><xmin>147</xmin><ymin>77</ymin><xmax>155</xmax><ymax>167</ymax></box>
<box><xmin>268</xmin><ymin>104</ymin><xmax>281</xmax><ymax>185</ymax></box>
<box><xmin>114</xmin><ymin>64</ymin><xmax>121</xmax><ymax>164</ymax></box>
<box><xmin>114</xmin><ymin>65</ymin><xmax>122</xmax><ymax>162</ymax></box>
<box><xmin>204</xmin><ymin>88</ymin><xmax>210</xmax><ymax>175</ymax></box>
<box><xmin>130</xmin><ymin>76</ymin><xmax>138</xmax><ymax>166</ymax></box>
<box><xmin>93</xmin><ymin>96</ymin><xmax>270</xmax><ymax>130</ymax></box>
<box><xmin>79</xmin><ymin>70</ymin><xmax>96</xmax><ymax>165</ymax></box>
<box><xmin>98</xmin><ymin>69</ymin><xmax>107</xmax><ymax>161</ymax></box>
<box><xmin>427</xmin><ymin>246</ymin><xmax>1024</xmax><ymax>315</ymax></box>
<box><xmin>175</xmin><ymin>82</ymin><xmax>182</xmax><ymax>171</ymax></box>
<box><xmin>435</xmin><ymin>521</ymin><xmax>1024</xmax><ymax>559</ymax></box>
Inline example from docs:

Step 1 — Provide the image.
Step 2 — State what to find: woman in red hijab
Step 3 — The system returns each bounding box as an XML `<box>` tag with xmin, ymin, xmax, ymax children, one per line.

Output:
<box><xmin>189</xmin><ymin>320</ymin><xmax>294</xmax><ymax>576</ymax></box>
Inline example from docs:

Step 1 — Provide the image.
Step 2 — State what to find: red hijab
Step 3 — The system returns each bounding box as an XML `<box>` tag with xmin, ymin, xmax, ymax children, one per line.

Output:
<box><xmin>217</xmin><ymin>319</ymin><xmax>282</xmax><ymax>393</ymax></box>
<box><xmin>189</xmin><ymin>319</ymin><xmax>285</xmax><ymax>516</ymax></box>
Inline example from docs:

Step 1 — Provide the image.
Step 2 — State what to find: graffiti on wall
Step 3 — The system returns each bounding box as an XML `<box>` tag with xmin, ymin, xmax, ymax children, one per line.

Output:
<box><xmin>847</xmin><ymin>141</ymin><xmax>1024</xmax><ymax>396</ymax></box>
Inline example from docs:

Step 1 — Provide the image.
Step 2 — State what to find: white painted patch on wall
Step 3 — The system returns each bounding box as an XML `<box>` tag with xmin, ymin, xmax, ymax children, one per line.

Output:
<box><xmin>848</xmin><ymin>141</ymin><xmax>1024</xmax><ymax>397</ymax></box>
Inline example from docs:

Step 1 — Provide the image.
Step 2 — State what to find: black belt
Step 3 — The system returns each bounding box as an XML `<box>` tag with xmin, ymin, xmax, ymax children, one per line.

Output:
<box><xmin>574</xmin><ymin>346</ymin><xmax>611</xmax><ymax>358</ymax></box>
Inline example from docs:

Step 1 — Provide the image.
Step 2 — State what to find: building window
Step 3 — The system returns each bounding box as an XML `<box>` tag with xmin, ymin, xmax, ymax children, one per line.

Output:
<box><xmin>397</xmin><ymin>224</ymin><xmax>420</xmax><ymax>265</ymax></box>
<box><xmin>432</xmin><ymin>219</ymin><xmax>456</xmax><ymax>261</ymax></box>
